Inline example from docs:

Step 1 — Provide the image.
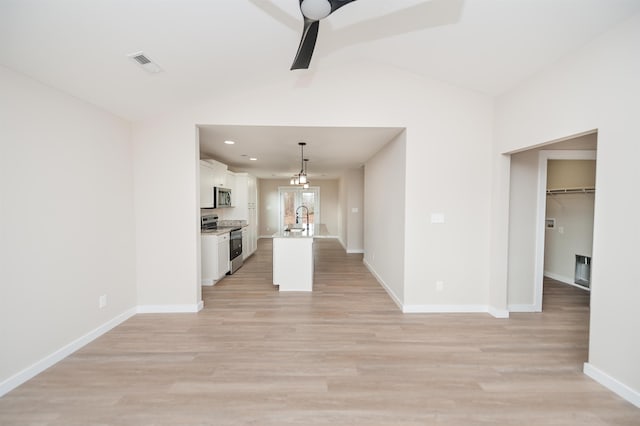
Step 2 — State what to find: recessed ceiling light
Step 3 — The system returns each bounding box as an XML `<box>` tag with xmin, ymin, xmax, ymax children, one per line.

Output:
<box><xmin>224</xmin><ymin>140</ymin><xmax>235</xmax><ymax>145</ymax></box>
<box><xmin>249</xmin><ymin>157</ymin><xmax>258</xmax><ymax>161</ymax></box>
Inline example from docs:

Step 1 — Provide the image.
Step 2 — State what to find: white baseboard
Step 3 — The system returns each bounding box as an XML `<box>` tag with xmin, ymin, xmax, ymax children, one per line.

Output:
<box><xmin>0</xmin><ymin>307</ymin><xmax>136</xmax><ymax>398</ymax></box>
<box><xmin>404</xmin><ymin>304</ymin><xmax>509</xmax><ymax>318</ymax></box>
<box><xmin>335</xmin><ymin>237</ymin><xmax>363</xmax><ymax>253</ymax></box>
<box><xmin>137</xmin><ymin>304</ymin><xmax>202</xmax><ymax>313</ymax></box>
<box><xmin>488</xmin><ymin>306</ymin><xmax>510</xmax><ymax>319</ymax></box>
<box><xmin>544</xmin><ymin>271</ymin><xmax>574</xmax><ymax>286</ymax></box>
<box><xmin>584</xmin><ymin>363</ymin><xmax>640</xmax><ymax>408</ymax></box>
<box><xmin>362</xmin><ymin>259</ymin><xmax>509</xmax><ymax>318</ymax></box>
<box><xmin>509</xmin><ymin>304</ymin><xmax>539</xmax><ymax>312</ymax></box>
<box><xmin>363</xmin><ymin>258</ymin><xmax>403</xmax><ymax>310</ymax></box>
<box><xmin>544</xmin><ymin>272</ymin><xmax>591</xmax><ymax>291</ymax></box>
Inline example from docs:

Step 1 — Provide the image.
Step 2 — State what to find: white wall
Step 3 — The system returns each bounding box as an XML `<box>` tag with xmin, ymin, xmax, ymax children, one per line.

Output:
<box><xmin>364</xmin><ymin>132</ymin><xmax>406</xmax><ymax>304</ymax></box>
<box><xmin>544</xmin><ymin>193</ymin><xmax>595</xmax><ymax>283</ymax></box>
<box><xmin>0</xmin><ymin>66</ymin><xmax>136</xmax><ymax>391</ymax></box>
<box><xmin>130</xmin><ymin>59</ymin><xmax>494</xmax><ymax>319</ymax></box>
<box><xmin>343</xmin><ymin>168</ymin><xmax>364</xmax><ymax>253</ymax></box>
<box><xmin>507</xmin><ymin>149</ymin><xmax>539</xmax><ymax>308</ymax></box>
<box><xmin>403</xmin><ymin>94</ymin><xmax>494</xmax><ymax>310</ymax></box>
<box><xmin>257</xmin><ymin>179</ymin><xmax>340</xmax><ymax>237</ymax></box>
<box><xmin>338</xmin><ymin>174</ymin><xmax>347</xmax><ymax>246</ymax></box>
<box><xmin>495</xmin><ymin>13</ymin><xmax>640</xmax><ymax>403</ymax></box>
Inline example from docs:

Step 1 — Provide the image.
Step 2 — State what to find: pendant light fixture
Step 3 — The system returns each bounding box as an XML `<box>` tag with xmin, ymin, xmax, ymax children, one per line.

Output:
<box><xmin>291</xmin><ymin>142</ymin><xmax>309</xmax><ymax>186</ymax></box>
<box><xmin>303</xmin><ymin>159</ymin><xmax>310</xmax><ymax>189</ymax></box>
<box><xmin>298</xmin><ymin>142</ymin><xmax>307</xmax><ymax>184</ymax></box>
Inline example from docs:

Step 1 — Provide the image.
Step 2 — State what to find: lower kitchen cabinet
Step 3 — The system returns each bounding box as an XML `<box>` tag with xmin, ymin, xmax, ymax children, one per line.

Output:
<box><xmin>201</xmin><ymin>232</ymin><xmax>230</xmax><ymax>286</ymax></box>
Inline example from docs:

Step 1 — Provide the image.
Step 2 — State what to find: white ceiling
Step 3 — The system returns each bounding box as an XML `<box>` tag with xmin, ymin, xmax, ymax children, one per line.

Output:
<box><xmin>2</xmin><ymin>0</ymin><xmax>638</xmax><ymax>178</ymax></box>
<box><xmin>199</xmin><ymin>125</ymin><xmax>403</xmax><ymax>179</ymax></box>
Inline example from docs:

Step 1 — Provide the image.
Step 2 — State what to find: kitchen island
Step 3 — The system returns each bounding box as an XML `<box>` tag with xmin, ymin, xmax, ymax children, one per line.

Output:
<box><xmin>272</xmin><ymin>228</ymin><xmax>314</xmax><ymax>291</ymax></box>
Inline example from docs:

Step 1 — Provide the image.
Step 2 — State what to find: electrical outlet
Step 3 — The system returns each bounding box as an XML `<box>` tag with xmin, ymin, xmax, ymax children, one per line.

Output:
<box><xmin>99</xmin><ymin>294</ymin><xmax>107</xmax><ymax>309</ymax></box>
<box><xmin>436</xmin><ymin>281</ymin><xmax>444</xmax><ymax>292</ymax></box>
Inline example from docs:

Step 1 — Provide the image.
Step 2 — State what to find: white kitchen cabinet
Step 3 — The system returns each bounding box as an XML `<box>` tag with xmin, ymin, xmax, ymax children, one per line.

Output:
<box><xmin>210</xmin><ymin>159</ymin><xmax>228</xmax><ymax>188</ymax></box>
<box><xmin>201</xmin><ymin>232</ymin><xmax>230</xmax><ymax>285</ymax></box>
<box><xmin>217</xmin><ymin>232</ymin><xmax>230</xmax><ymax>279</ymax></box>
<box><xmin>221</xmin><ymin>172</ymin><xmax>258</xmax><ymax>258</ymax></box>
<box><xmin>227</xmin><ymin>173</ymin><xmax>248</xmax><ymax>219</ymax></box>
<box><xmin>200</xmin><ymin>159</ymin><xmax>228</xmax><ymax>208</ymax></box>
<box><xmin>247</xmin><ymin>205</ymin><xmax>258</xmax><ymax>257</ymax></box>
<box><xmin>200</xmin><ymin>161</ymin><xmax>215</xmax><ymax>208</ymax></box>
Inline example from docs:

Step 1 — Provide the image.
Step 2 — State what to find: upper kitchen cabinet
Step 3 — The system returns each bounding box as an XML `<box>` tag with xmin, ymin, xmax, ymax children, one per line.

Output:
<box><xmin>226</xmin><ymin>173</ymin><xmax>250</xmax><ymax>219</ymax></box>
<box><xmin>200</xmin><ymin>159</ymin><xmax>228</xmax><ymax>208</ymax></box>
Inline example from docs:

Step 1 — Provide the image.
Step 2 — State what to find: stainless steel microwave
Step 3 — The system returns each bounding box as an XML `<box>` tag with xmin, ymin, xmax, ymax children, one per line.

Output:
<box><xmin>213</xmin><ymin>187</ymin><xmax>232</xmax><ymax>208</ymax></box>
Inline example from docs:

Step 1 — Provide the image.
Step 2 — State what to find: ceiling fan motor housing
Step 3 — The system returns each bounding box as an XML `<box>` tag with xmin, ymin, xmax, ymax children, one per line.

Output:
<box><xmin>300</xmin><ymin>0</ymin><xmax>332</xmax><ymax>21</ymax></box>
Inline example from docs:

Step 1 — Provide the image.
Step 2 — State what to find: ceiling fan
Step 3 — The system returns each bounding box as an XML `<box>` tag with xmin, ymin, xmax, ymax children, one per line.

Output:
<box><xmin>291</xmin><ymin>0</ymin><xmax>359</xmax><ymax>70</ymax></box>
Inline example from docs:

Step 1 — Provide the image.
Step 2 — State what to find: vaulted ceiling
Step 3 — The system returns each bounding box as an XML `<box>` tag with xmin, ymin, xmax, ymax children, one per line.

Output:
<box><xmin>2</xmin><ymin>0</ymin><xmax>638</xmax><ymax>177</ymax></box>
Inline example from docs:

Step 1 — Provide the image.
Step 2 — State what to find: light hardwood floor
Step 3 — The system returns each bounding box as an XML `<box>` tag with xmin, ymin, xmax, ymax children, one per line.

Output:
<box><xmin>1</xmin><ymin>239</ymin><xmax>638</xmax><ymax>425</ymax></box>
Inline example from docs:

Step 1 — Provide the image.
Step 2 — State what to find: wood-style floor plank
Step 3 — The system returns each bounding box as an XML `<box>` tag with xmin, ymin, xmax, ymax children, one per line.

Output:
<box><xmin>0</xmin><ymin>239</ymin><xmax>638</xmax><ymax>425</ymax></box>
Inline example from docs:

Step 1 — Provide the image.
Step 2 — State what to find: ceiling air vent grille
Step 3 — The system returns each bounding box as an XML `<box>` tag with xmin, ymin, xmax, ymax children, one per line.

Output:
<box><xmin>132</xmin><ymin>54</ymin><xmax>151</xmax><ymax>65</ymax></box>
<box><xmin>127</xmin><ymin>51</ymin><xmax>163</xmax><ymax>73</ymax></box>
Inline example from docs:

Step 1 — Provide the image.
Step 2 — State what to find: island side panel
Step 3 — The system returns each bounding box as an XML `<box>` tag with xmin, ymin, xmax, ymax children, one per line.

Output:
<box><xmin>273</xmin><ymin>236</ymin><xmax>314</xmax><ymax>291</ymax></box>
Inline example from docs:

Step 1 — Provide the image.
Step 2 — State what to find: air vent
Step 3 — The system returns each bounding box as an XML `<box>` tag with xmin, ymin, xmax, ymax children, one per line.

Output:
<box><xmin>127</xmin><ymin>51</ymin><xmax>163</xmax><ymax>74</ymax></box>
<box><xmin>132</xmin><ymin>54</ymin><xmax>151</xmax><ymax>65</ymax></box>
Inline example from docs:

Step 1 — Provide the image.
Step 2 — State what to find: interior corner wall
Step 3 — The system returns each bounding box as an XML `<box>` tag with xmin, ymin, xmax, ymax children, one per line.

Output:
<box><xmin>495</xmin><ymin>13</ymin><xmax>640</xmax><ymax>401</ymax></box>
<box><xmin>0</xmin><ymin>65</ymin><xmax>136</xmax><ymax>390</ymax></box>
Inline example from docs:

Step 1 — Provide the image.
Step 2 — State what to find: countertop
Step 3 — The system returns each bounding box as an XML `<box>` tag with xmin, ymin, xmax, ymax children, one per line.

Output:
<box><xmin>273</xmin><ymin>229</ymin><xmax>315</xmax><ymax>238</ymax></box>
<box><xmin>201</xmin><ymin>225</ymin><xmax>245</xmax><ymax>236</ymax></box>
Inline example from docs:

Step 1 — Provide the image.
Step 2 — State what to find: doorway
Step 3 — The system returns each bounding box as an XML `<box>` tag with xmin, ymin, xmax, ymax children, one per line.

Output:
<box><xmin>507</xmin><ymin>131</ymin><xmax>597</xmax><ymax>313</ymax></box>
<box><xmin>534</xmin><ymin>150</ymin><xmax>596</xmax><ymax>311</ymax></box>
<box><xmin>278</xmin><ymin>186</ymin><xmax>320</xmax><ymax>232</ymax></box>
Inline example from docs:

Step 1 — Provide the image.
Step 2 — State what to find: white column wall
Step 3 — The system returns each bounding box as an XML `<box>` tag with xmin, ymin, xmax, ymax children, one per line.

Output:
<box><xmin>495</xmin><ymin>14</ymin><xmax>640</xmax><ymax>401</ymax></box>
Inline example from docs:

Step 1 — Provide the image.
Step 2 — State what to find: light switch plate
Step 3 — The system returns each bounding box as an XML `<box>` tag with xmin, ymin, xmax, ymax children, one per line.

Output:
<box><xmin>351</xmin><ymin>208</ymin><xmax>359</xmax><ymax>213</ymax></box>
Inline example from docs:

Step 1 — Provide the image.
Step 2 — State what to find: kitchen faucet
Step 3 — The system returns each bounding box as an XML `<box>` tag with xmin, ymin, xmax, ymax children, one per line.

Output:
<box><xmin>295</xmin><ymin>205</ymin><xmax>310</xmax><ymax>230</ymax></box>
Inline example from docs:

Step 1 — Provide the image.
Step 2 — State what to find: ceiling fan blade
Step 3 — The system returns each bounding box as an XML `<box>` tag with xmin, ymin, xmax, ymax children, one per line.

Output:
<box><xmin>328</xmin><ymin>0</ymin><xmax>358</xmax><ymax>14</ymax></box>
<box><xmin>291</xmin><ymin>18</ymin><xmax>320</xmax><ymax>70</ymax></box>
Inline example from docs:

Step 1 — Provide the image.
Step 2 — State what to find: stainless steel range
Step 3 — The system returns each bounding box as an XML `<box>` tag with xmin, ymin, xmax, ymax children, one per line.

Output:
<box><xmin>201</xmin><ymin>214</ymin><xmax>243</xmax><ymax>274</ymax></box>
